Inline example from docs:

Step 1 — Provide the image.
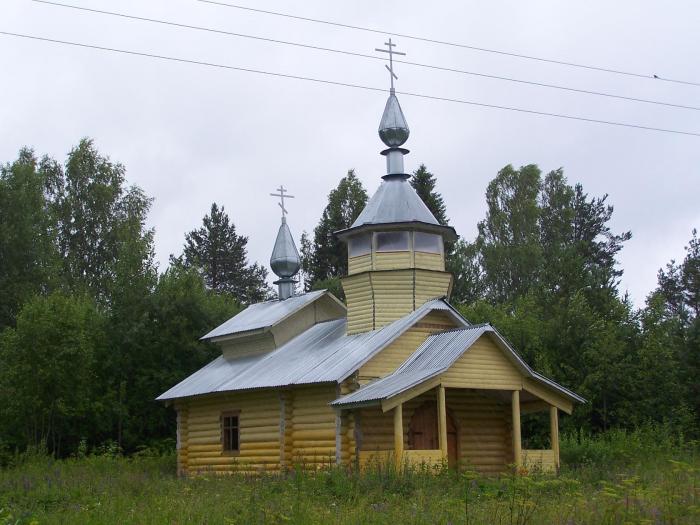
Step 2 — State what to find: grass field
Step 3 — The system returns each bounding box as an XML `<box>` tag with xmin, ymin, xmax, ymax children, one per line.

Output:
<box><xmin>1</xmin><ymin>427</ymin><xmax>698</xmax><ymax>524</ymax></box>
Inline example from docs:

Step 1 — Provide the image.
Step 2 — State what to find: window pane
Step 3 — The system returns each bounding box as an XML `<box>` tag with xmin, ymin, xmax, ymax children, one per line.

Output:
<box><xmin>414</xmin><ymin>232</ymin><xmax>442</xmax><ymax>254</ymax></box>
<box><xmin>223</xmin><ymin>415</ymin><xmax>239</xmax><ymax>451</ymax></box>
<box><xmin>376</xmin><ymin>231</ymin><xmax>409</xmax><ymax>252</ymax></box>
<box><xmin>348</xmin><ymin>234</ymin><xmax>371</xmax><ymax>257</ymax></box>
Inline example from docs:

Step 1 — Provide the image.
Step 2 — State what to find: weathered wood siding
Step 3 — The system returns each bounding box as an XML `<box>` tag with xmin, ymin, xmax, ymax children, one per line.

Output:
<box><xmin>442</xmin><ymin>334</ymin><xmax>523</xmax><ymax>391</ymax></box>
<box><xmin>358</xmin><ymin>311</ymin><xmax>457</xmax><ymax>383</ymax></box>
<box><xmin>177</xmin><ymin>390</ymin><xmax>280</xmax><ymax>475</ymax></box>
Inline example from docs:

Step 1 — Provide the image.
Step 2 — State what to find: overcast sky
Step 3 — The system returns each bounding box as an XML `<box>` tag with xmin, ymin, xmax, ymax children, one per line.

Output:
<box><xmin>2</xmin><ymin>0</ymin><xmax>699</xmax><ymax>307</ymax></box>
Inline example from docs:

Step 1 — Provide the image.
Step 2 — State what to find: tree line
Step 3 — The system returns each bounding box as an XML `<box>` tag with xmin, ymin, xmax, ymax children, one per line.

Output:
<box><xmin>0</xmin><ymin>140</ymin><xmax>697</xmax><ymax>458</ymax></box>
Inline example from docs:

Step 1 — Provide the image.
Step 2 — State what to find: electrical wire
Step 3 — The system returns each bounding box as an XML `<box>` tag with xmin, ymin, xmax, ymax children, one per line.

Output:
<box><xmin>2</xmin><ymin>30</ymin><xmax>699</xmax><ymax>138</ymax></box>
<box><xmin>31</xmin><ymin>0</ymin><xmax>700</xmax><ymax>112</ymax></box>
<box><xmin>196</xmin><ymin>0</ymin><xmax>700</xmax><ymax>88</ymax></box>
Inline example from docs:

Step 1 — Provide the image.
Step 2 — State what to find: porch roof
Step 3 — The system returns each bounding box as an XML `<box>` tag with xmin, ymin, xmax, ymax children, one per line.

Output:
<box><xmin>331</xmin><ymin>325</ymin><xmax>586</xmax><ymax>409</ymax></box>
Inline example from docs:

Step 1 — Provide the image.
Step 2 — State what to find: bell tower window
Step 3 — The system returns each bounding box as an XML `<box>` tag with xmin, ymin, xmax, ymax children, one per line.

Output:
<box><xmin>375</xmin><ymin>231</ymin><xmax>410</xmax><ymax>252</ymax></box>
<box><xmin>348</xmin><ymin>234</ymin><xmax>372</xmax><ymax>257</ymax></box>
<box><xmin>414</xmin><ymin>232</ymin><xmax>443</xmax><ymax>254</ymax></box>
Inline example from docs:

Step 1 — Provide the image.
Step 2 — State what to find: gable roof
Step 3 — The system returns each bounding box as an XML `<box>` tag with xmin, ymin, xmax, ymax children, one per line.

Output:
<box><xmin>201</xmin><ymin>289</ymin><xmax>337</xmax><ymax>341</ymax></box>
<box><xmin>331</xmin><ymin>325</ymin><xmax>586</xmax><ymax>408</ymax></box>
<box><xmin>157</xmin><ymin>298</ymin><xmax>468</xmax><ymax>401</ymax></box>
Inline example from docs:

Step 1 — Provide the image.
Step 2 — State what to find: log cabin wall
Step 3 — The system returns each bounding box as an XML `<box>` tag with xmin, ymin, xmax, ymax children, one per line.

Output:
<box><xmin>446</xmin><ymin>389</ymin><xmax>512</xmax><ymax>473</ymax></box>
<box><xmin>289</xmin><ymin>384</ymin><xmax>338</xmax><ymax>468</ymax></box>
<box><xmin>176</xmin><ymin>390</ymin><xmax>280</xmax><ymax>475</ymax></box>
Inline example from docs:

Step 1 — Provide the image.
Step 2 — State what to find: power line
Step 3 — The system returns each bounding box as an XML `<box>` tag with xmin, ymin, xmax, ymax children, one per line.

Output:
<box><xmin>31</xmin><ymin>0</ymin><xmax>700</xmax><ymax>112</ymax></box>
<box><xmin>197</xmin><ymin>0</ymin><xmax>700</xmax><ymax>88</ymax></box>
<box><xmin>2</xmin><ymin>30</ymin><xmax>699</xmax><ymax>138</ymax></box>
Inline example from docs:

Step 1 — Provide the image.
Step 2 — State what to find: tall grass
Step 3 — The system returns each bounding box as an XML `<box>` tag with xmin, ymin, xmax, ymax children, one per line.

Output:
<box><xmin>1</xmin><ymin>426</ymin><xmax>698</xmax><ymax>524</ymax></box>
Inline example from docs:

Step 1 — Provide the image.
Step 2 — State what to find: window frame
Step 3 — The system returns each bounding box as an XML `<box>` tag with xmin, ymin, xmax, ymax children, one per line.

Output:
<box><xmin>374</xmin><ymin>231</ymin><xmax>411</xmax><ymax>253</ymax></box>
<box><xmin>413</xmin><ymin>231</ymin><xmax>443</xmax><ymax>255</ymax></box>
<box><xmin>348</xmin><ymin>233</ymin><xmax>372</xmax><ymax>258</ymax></box>
<box><xmin>221</xmin><ymin>410</ymin><xmax>241</xmax><ymax>455</ymax></box>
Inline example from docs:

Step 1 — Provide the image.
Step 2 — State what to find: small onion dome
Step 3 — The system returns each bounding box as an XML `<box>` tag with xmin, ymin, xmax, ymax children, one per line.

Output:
<box><xmin>270</xmin><ymin>217</ymin><xmax>301</xmax><ymax>278</ymax></box>
<box><xmin>378</xmin><ymin>92</ymin><xmax>410</xmax><ymax>147</ymax></box>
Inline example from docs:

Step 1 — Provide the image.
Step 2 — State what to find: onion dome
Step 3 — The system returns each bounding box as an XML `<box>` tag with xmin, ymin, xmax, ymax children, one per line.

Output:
<box><xmin>378</xmin><ymin>92</ymin><xmax>410</xmax><ymax>148</ymax></box>
<box><xmin>270</xmin><ymin>217</ymin><xmax>300</xmax><ymax>279</ymax></box>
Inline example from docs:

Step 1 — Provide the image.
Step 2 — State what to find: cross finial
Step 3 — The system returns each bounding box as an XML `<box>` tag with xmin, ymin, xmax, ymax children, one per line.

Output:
<box><xmin>270</xmin><ymin>185</ymin><xmax>295</xmax><ymax>218</ymax></box>
<box><xmin>375</xmin><ymin>38</ymin><xmax>406</xmax><ymax>92</ymax></box>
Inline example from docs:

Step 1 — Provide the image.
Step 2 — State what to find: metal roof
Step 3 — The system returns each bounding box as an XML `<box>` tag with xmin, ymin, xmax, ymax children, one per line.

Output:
<box><xmin>157</xmin><ymin>298</ymin><xmax>469</xmax><ymax>401</ymax></box>
<box><xmin>200</xmin><ymin>289</ymin><xmax>328</xmax><ymax>340</ymax></box>
<box><xmin>332</xmin><ymin>325</ymin><xmax>586</xmax><ymax>407</ymax></box>
<box><xmin>349</xmin><ymin>176</ymin><xmax>439</xmax><ymax>229</ymax></box>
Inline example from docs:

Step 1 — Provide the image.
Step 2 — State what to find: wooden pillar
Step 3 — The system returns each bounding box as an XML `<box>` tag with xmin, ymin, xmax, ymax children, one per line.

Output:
<box><xmin>437</xmin><ymin>385</ymin><xmax>448</xmax><ymax>459</ymax></box>
<box><xmin>550</xmin><ymin>405</ymin><xmax>560</xmax><ymax>469</ymax></box>
<box><xmin>393</xmin><ymin>404</ymin><xmax>403</xmax><ymax>470</ymax></box>
<box><xmin>511</xmin><ymin>390</ymin><xmax>522</xmax><ymax>467</ymax></box>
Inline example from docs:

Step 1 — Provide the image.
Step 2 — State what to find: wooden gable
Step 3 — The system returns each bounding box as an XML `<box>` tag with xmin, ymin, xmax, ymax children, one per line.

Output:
<box><xmin>358</xmin><ymin>311</ymin><xmax>458</xmax><ymax>384</ymax></box>
<box><xmin>441</xmin><ymin>333</ymin><xmax>523</xmax><ymax>391</ymax></box>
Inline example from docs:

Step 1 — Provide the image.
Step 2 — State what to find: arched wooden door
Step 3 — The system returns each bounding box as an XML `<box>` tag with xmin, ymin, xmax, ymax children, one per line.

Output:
<box><xmin>408</xmin><ymin>401</ymin><xmax>459</xmax><ymax>467</ymax></box>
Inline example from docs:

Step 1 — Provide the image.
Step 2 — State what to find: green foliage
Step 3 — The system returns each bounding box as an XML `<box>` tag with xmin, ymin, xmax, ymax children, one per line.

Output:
<box><xmin>409</xmin><ymin>164</ymin><xmax>448</xmax><ymax>226</ymax></box>
<box><xmin>180</xmin><ymin>203</ymin><xmax>270</xmax><ymax>304</ymax></box>
<box><xmin>0</xmin><ymin>292</ymin><xmax>107</xmax><ymax>456</ymax></box>
<box><xmin>0</xmin><ymin>142</ymin><xmax>244</xmax><ymax>458</ymax></box>
<box><xmin>0</xmin><ymin>149</ymin><xmax>59</xmax><ymax>329</ymax></box>
<box><xmin>0</xmin><ymin>430</ymin><xmax>697</xmax><ymax>524</ymax></box>
<box><xmin>300</xmin><ymin>170</ymin><xmax>367</xmax><ymax>289</ymax></box>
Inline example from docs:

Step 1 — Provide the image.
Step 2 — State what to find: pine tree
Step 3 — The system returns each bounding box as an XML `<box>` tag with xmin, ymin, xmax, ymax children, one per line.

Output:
<box><xmin>182</xmin><ymin>203</ymin><xmax>270</xmax><ymax>304</ymax></box>
<box><xmin>301</xmin><ymin>170</ymin><xmax>368</xmax><ymax>289</ymax></box>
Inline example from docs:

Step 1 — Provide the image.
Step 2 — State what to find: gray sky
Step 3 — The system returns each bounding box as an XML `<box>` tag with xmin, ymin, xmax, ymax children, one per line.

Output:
<box><xmin>2</xmin><ymin>0</ymin><xmax>699</xmax><ymax>307</ymax></box>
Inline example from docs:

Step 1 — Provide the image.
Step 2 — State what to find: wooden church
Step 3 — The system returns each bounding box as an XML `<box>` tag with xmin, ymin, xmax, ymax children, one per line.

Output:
<box><xmin>158</xmin><ymin>45</ymin><xmax>584</xmax><ymax>476</ymax></box>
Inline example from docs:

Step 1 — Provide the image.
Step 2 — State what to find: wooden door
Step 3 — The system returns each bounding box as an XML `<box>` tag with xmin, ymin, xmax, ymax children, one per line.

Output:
<box><xmin>408</xmin><ymin>402</ymin><xmax>459</xmax><ymax>467</ymax></box>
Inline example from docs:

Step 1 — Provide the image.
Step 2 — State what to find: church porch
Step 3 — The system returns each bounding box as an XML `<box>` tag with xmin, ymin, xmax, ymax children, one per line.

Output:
<box><xmin>351</xmin><ymin>385</ymin><xmax>562</xmax><ymax>474</ymax></box>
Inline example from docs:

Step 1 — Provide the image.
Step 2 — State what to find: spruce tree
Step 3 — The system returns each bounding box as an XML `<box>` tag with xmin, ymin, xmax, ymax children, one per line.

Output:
<box><xmin>182</xmin><ymin>203</ymin><xmax>270</xmax><ymax>304</ymax></box>
<box><xmin>300</xmin><ymin>170</ymin><xmax>368</xmax><ymax>289</ymax></box>
<box><xmin>410</xmin><ymin>164</ymin><xmax>448</xmax><ymax>225</ymax></box>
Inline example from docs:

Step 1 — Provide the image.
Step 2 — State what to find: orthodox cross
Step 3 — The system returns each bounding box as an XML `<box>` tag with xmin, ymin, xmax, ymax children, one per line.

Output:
<box><xmin>270</xmin><ymin>185</ymin><xmax>295</xmax><ymax>218</ymax></box>
<box><xmin>375</xmin><ymin>38</ymin><xmax>405</xmax><ymax>92</ymax></box>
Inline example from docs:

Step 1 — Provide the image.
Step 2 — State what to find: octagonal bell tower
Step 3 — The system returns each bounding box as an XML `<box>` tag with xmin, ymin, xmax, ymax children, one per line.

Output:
<box><xmin>335</xmin><ymin>40</ymin><xmax>456</xmax><ymax>335</ymax></box>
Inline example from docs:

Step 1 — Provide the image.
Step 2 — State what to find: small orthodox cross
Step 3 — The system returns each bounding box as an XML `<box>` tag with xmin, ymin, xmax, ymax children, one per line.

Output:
<box><xmin>375</xmin><ymin>38</ymin><xmax>406</xmax><ymax>92</ymax></box>
<box><xmin>270</xmin><ymin>185</ymin><xmax>295</xmax><ymax>218</ymax></box>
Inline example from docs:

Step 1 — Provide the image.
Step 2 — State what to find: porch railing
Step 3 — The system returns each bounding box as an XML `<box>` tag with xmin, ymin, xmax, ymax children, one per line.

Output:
<box><xmin>522</xmin><ymin>449</ymin><xmax>557</xmax><ymax>472</ymax></box>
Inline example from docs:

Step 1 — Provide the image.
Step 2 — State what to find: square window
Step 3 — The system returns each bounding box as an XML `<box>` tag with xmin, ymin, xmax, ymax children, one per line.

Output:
<box><xmin>414</xmin><ymin>232</ymin><xmax>443</xmax><ymax>254</ymax></box>
<box><xmin>375</xmin><ymin>231</ymin><xmax>410</xmax><ymax>252</ymax></box>
<box><xmin>348</xmin><ymin>234</ymin><xmax>371</xmax><ymax>257</ymax></box>
<box><xmin>222</xmin><ymin>412</ymin><xmax>240</xmax><ymax>453</ymax></box>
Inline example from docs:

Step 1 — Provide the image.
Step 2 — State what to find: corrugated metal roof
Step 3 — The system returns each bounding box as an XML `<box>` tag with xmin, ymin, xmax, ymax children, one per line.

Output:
<box><xmin>332</xmin><ymin>325</ymin><xmax>586</xmax><ymax>407</ymax></box>
<box><xmin>157</xmin><ymin>298</ymin><xmax>469</xmax><ymax>401</ymax></box>
<box><xmin>201</xmin><ymin>289</ymin><xmax>328</xmax><ymax>340</ymax></box>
